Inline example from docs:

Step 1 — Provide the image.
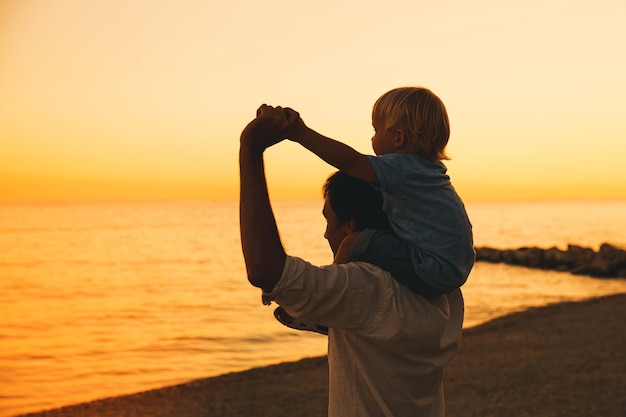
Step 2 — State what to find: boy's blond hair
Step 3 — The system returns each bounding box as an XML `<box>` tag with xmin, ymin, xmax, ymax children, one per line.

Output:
<box><xmin>372</xmin><ymin>87</ymin><xmax>450</xmax><ymax>162</ymax></box>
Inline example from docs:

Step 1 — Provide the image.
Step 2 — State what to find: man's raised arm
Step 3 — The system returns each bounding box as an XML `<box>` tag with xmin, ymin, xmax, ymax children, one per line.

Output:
<box><xmin>239</xmin><ymin>106</ymin><xmax>288</xmax><ymax>292</ymax></box>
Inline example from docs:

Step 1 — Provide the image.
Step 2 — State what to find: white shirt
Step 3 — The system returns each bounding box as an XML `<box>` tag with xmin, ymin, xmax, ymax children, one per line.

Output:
<box><xmin>264</xmin><ymin>256</ymin><xmax>464</xmax><ymax>417</ymax></box>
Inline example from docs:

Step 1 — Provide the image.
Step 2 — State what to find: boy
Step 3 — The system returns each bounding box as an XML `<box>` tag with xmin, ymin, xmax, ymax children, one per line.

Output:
<box><xmin>272</xmin><ymin>87</ymin><xmax>474</xmax><ymax>332</ymax></box>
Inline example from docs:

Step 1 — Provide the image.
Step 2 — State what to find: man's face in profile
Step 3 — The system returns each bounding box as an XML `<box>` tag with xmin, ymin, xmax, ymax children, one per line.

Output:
<box><xmin>322</xmin><ymin>196</ymin><xmax>349</xmax><ymax>256</ymax></box>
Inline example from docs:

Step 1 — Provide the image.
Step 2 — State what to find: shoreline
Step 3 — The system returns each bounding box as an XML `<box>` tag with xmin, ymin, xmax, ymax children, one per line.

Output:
<box><xmin>18</xmin><ymin>293</ymin><xmax>626</xmax><ymax>417</ymax></box>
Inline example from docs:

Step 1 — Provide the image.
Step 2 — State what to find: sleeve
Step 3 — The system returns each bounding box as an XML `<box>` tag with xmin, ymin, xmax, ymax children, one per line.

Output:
<box><xmin>263</xmin><ymin>256</ymin><xmax>390</xmax><ymax>330</ymax></box>
<box><xmin>368</xmin><ymin>154</ymin><xmax>406</xmax><ymax>192</ymax></box>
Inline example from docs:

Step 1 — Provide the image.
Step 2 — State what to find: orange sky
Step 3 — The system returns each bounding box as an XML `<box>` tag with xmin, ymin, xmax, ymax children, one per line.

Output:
<box><xmin>1</xmin><ymin>0</ymin><xmax>625</xmax><ymax>202</ymax></box>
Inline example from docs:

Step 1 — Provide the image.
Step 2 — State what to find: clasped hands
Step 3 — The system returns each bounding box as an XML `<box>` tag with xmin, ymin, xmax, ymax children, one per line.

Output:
<box><xmin>240</xmin><ymin>104</ymin><xmax>302</xmax><ymax>153</ymax></box>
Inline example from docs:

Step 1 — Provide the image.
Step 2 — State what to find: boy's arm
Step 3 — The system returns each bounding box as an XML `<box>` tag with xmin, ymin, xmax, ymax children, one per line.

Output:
<box><xmin>286</xmin><ymin>110</ymin><xmax>379</xmax><ymax>184</ymax></box>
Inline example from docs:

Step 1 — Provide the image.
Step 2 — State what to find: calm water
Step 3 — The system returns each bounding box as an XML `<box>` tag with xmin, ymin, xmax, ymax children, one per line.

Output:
<box><xmin>1</xmin><ymin>200</ymin><xmax>626</xmax><ymax>416</ymax></box>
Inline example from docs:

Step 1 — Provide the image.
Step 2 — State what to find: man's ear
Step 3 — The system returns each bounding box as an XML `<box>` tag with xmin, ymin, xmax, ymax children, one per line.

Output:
<box><xmin>394</xmin><ymin>128</ymin><xmax>407</xmax><ymax>149</ymax></box>
<box><xmin>344</xmin><ymin>219</ymin><xmax>356</xmax><ymax>233</ymax></box>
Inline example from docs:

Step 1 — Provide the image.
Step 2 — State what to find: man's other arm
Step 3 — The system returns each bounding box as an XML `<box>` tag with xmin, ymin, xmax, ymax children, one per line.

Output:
<box><xmin>239</xmin><ymin>108</ymin><xmax>288</xmax><ymax>292</ymax></box>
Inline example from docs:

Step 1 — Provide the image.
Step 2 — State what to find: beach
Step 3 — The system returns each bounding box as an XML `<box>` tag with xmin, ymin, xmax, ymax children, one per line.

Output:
<box><xmin>18</xmin><ymin>293</ymin><xmax>626</xmax><ymax>417</ymax></box>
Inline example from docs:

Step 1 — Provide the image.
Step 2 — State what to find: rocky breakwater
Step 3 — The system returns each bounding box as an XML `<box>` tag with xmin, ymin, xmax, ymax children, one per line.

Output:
<box><xmin>475</xmin><ymin>243</ymin><xmax>626</xmax><ymax>278</ymax></box>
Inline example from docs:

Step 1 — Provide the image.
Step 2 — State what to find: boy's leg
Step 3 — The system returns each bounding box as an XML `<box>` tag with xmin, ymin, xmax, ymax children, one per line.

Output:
<box><xmin>350</xmin><ymin>229</ymin><xmax>443</xmax><ymax>298</ymax></box>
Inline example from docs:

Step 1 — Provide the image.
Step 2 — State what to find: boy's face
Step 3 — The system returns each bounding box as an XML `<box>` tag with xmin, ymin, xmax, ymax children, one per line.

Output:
<box><xmin>371</xmin><ymin>113</ymin><xmax>399</xmax><ymax>156</ymax></box>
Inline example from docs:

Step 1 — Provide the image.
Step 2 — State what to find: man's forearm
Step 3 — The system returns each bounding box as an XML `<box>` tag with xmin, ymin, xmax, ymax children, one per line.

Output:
<box><xmin>239</xmin><ymin>146</ymin><xmax>286</xmax><ymax>292</ymax></box>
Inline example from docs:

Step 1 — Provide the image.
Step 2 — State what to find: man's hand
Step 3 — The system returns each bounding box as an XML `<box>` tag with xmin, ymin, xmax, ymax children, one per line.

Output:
<box><xmin>240</xmin><ymin>105</ymin><xmax>301</xmax><ymax>153</ymax></box>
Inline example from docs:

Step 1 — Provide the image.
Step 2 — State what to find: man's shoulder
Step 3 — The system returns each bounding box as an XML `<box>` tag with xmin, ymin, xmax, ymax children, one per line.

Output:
<box><xmin>283</xmin><ymin>256</ymin><xmax>391</xmax><ymax>278</ymax></box>
<box><xmin>267</xmin><ymin>256</ymin><xmax>398</xmax><ymax>329</ymax></box>
<box><xmin>277</xmin><ymin>256</ymin><xmax>395</xmax><ymax>299</ymax></box>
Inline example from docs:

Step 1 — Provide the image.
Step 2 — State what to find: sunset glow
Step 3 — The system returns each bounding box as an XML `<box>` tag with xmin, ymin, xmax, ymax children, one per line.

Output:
<box><xmin>1</xmin><ymin>0</ymin><xmax>625</xmax><ymax>201</ymax></box>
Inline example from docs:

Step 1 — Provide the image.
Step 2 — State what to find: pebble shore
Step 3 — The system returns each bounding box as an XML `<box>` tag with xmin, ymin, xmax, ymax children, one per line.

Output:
<box><xmin>18</xmin><ymin>293</ymin><xmax>626</xmax><ymax>417</ymax></box>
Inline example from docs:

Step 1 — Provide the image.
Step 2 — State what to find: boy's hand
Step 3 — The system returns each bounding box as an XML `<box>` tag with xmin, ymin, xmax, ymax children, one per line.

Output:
<box><xmin>282</xmin><ymin>107</ymin><xmax>306</xmax><ymax>140</ymax></box>
<box><xmin>257</xmin><ymin>105</ymin><xmax>305</xmax><ymax>139</ymax></box>
<box><xmin>240</xmin><ymin>105</ymin><xmax>294</xmax><ymax>152</ymax></box>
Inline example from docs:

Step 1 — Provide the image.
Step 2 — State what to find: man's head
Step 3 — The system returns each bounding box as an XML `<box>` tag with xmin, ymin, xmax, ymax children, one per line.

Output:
<box><xmin>372</xmin><ymin>87</ymin><xmax>450</xmax><ymax>162</ymax></box>
<box><xmin>321</xmin><ymin>172</ymin><xmax>390</xmax><ymax>254</ymax></box>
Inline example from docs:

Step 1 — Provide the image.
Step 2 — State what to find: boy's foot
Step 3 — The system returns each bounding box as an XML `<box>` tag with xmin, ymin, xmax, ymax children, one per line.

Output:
<box><xmin>273</xmin><ymin>306</ymin><xmax>329</xmax><ymax>335</ymax></box>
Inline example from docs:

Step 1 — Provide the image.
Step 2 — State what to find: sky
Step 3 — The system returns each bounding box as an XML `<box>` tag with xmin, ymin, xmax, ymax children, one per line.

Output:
<box><xmin>1</xmin><ymin>0</ymin><xmax>625</xmax><ymax>202</ymax></box>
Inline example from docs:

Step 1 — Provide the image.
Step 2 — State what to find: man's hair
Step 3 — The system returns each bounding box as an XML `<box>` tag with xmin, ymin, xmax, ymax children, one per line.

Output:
<box><xmin>322</xmin><ymin>172</ymin><xmax>390</xmax><ymax>231</ymax></box>
<box><xmin>372</xmin><ymin>86</ymin><xmax>450</xmax><ymax>162</ymax></box>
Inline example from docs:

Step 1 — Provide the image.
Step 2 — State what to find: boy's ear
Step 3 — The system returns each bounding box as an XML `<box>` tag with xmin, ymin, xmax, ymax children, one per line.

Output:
<box><xmin>394</xmin><ymin>128</ymin><xmax>407</xmax><ymax>148</ymax></box>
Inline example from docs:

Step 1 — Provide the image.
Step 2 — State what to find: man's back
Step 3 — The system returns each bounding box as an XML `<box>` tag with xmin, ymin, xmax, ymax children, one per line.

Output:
<box><xmin>268</xmin><ymin>257</ymin><xmax>464</xmax><ymax>417</ymax></box>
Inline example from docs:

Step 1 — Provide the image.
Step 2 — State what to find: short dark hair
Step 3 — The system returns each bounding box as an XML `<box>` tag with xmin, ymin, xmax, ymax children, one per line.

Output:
<box><xmin>322</xmin><ymin>172</ymin><xmax>391</xmax><ymax>232</ymax></box>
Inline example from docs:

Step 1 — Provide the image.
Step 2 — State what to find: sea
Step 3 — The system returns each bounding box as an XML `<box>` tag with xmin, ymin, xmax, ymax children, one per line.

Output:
<box><xmin>1</xmin><ymin>199</ymin><xmax>626</xmax><ymax>416</ymax></box>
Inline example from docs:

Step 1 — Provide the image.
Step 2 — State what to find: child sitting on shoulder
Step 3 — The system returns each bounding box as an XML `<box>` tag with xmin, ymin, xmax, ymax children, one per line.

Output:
<box><xmin>271</xmin><ymin>86</ymin><xmax>475</xmax><ymax>334</ymax></box>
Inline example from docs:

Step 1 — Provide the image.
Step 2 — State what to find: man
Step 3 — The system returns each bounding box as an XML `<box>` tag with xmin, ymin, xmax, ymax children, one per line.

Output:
<box><xmin>239</xmin><ymin>105</ymin><xmax>464</xmax><ymax>417</ymax></box>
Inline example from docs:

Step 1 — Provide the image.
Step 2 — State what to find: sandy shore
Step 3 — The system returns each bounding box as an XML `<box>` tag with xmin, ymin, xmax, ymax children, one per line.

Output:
<box><xmin>20</xmin><ymin>293</ymin><xmax>626</xmax><ymax>417</ymax></box>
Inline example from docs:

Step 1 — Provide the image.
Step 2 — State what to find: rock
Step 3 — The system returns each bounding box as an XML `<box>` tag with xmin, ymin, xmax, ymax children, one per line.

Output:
<box><xmin>475</xmin><ymin>243</ymin><xmax>626</xmax><ymax>278</ymax></box>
